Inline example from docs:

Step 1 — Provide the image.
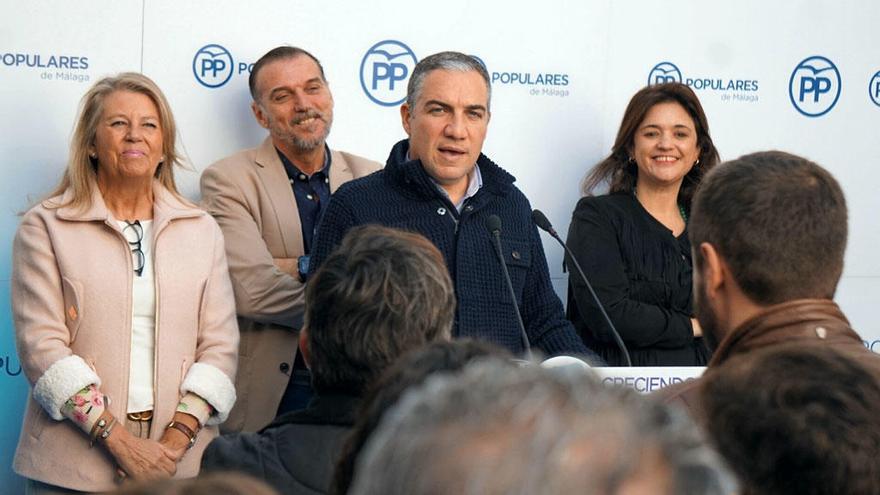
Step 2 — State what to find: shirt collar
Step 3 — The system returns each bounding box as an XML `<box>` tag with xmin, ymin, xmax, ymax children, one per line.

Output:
<box><xmin>277</xmin><ymin>144</ymin><xmax>332</xmax><ymax>178</ymax></box>
<box><xmin>406</xmin><ymin>151</ymin><xmax>483</xmax><ymax>211</ymax></box>
<box><xmin>456</xmin><ymin>164</ymin><xmax>483</xmax><ymax>209</ymax></box>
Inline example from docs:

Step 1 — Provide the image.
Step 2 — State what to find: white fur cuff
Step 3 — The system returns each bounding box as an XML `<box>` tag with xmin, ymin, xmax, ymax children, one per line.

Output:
<box><xmin>33</xmin><ymin>355</ymin><xmax>101</xmax><ymax>421</ymax></box>
<box><xmin>180</xmin><ymin>362</ymin><xmax>237</xmax><ymax>426</ymax></box>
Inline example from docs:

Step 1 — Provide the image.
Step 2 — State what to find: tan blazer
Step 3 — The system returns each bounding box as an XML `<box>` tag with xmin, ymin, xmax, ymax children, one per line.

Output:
<box><xmin>12</xmin><ymin>183</ymin><xmax>239</xmax><ymax>491</ymax></box>
<box><xmin>200</xmin><ymin>137</ymin><xmax>381</xmax><ymax>432</ymax></box>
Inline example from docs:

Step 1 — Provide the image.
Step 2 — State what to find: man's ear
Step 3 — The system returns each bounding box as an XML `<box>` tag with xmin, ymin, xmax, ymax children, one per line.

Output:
<box><xmin>400</xmin><ymin>103</ymin><xmax>412</xmax><ymax>136</ymax></box>
<box><xmin>699</xmin><ymin>242</ymin><xmax>725</xmax><ymax>297</ymax></box>
<box><xmin>251</xmin><ymin>101</ymin><xmax>270</xmax><ymax>130</ymax></box>
<box><xmin>298</xmin><ymin>326</ymin><xmax>311</xmax><ymax>370</ymax></box>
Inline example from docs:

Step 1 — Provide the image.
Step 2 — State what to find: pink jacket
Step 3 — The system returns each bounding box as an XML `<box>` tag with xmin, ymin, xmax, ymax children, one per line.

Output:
<box><xmin>11</xmin><ymin>183</ymin><xmax>239</xmax><ymax>491</ymax></box>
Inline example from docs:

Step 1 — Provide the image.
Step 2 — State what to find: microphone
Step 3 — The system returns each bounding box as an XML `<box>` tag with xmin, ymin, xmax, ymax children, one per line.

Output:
<box><xmin>486</xmin><ymin>214</ymin><xmax>532</xmax><ymax>360</ymax></box>
<box><xmin>531</xmin><ymin>209</ymin><xmax>632</xmax><ymax>366</ymax></box>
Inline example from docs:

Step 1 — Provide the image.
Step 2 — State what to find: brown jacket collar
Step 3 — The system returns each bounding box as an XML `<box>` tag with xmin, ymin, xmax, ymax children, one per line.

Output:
<box><xmin>658</xmin><ymin>299</ymin><xmax>861</xmax><ymax>414</ymax></box>
<box><xmin>708</xmin><ymin>298</ymin><xmax>858</xmax><ymax>368</ymax></box>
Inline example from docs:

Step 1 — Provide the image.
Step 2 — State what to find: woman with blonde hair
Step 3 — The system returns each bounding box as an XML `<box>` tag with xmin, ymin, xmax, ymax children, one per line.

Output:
<box><xmin>12</xmin><ymin>72</ymin><xmax>238</xmax><ymax>493</ymax></box>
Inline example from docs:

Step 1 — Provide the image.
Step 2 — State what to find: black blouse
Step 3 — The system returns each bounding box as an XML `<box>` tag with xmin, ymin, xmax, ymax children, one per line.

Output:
<box><xmin>565</xmin><ymin>193</ymin><xmax>711</xmax><ymax>366</ymax></box>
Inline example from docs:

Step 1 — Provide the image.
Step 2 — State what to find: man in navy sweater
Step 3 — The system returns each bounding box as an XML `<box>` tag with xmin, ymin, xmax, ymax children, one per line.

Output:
<box><xmin>311</xmin><ymin>51</ymin><xmax>595</xmax><ymax>359</ymax></box>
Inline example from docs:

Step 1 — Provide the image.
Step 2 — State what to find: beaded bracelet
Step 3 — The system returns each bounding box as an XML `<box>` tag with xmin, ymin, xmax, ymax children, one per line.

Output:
<box><xmin>95</xmin><ymin>417</ymin><xmax>117</xmax><ymax>446</ymax></box>
<box><xmin>89</xmin><ymin>416</ymin><xmax>116</xmax><ymax>447</ymax></box>
<box><xmin>88</xmin><ymin>417</ymin><xmax>108</xmax><ymax>447</ymax></box>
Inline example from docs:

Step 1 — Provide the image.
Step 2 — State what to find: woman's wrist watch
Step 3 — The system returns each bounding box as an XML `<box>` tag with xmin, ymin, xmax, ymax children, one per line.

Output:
<box><xmin>166</xmin><ymin>420</ymin><xmax>197</xmax><ymax>450</ymax></box>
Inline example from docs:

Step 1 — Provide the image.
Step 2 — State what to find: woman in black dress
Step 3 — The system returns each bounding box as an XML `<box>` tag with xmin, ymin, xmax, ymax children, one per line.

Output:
<box><xmin>567</xmin><ymin>82</ymin><xmax>719</xmax><ymax>366</ymax></box>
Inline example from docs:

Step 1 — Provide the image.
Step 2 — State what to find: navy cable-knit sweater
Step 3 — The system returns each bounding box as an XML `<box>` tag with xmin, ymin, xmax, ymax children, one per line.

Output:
<box><xmin>310</xmin><ymin>139</ymin><xmax>595</xmax><ymax>359</ymax></box>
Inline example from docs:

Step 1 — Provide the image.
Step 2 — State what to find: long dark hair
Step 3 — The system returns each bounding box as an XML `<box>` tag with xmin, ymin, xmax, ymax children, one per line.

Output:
<box><xmin>582</xmin><ymin>82</ymin><xmax>719</xmax><ymax>210</ymax></box>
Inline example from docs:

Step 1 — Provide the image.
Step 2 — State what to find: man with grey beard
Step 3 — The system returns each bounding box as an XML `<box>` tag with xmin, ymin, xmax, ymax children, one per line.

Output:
<box><xmin>201</xmin><ymin>46</ymin><xmax>381</xmax><ymax>432</ymax></box>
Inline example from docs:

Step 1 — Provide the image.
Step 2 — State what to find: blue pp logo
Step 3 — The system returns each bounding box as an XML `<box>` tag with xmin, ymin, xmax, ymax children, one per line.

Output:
<box><xmin>869</xmin><ymin>71</ymin><xmax>880</xmax><ymax>107</ymax></box>
<box><xmin>193</xmin><ymin>44</ymin><xmax>234</xmax><ymax>88</ymax></box>
<box><xmin>648</xmin><ymin>62</ymin><xmax>682</xmax><ymax>85</ymax></box>
<box><xmin>360</xmin><ymin>40</ymin><xmax>418</xmax><ymax>106</ymax></box>
<box><xmin>789</xmin><ymin>56</ymin><xmax>841</xmax><ymax>117</ymax></box>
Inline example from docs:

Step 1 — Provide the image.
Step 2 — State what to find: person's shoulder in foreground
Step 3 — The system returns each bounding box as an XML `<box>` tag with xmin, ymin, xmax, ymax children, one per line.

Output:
<box><xmin>658</xmin><ymin>150</ymin><xmax>870</xmax><ymax>416</ymax></box>
<box><xmin>203</xmin><ymin>224</ymin><xmax>455</xmax><ymax>494</ymax></box>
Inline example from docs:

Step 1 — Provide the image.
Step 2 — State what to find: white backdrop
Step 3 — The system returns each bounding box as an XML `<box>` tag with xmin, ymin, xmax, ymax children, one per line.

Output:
<box><xmin>2</xmin><ymin>0</ymin><xmax>878</xmax><ymax>488</ymax></box>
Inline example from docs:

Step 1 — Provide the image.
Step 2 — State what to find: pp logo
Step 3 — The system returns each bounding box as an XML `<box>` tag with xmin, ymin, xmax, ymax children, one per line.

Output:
<box><xmin>869</xmin><ymin>70</ymin><xmax>880</xmax><ymax>107</ymax></box>
<box><xmin>648</xmin><ymin>62</ymin><xmax>682</xmax><ymax>85</ymax></box>
<box><xmin>193</xmin><ymin>44</ymin><xmax>234</xmax><ymax>88</ymax></box>
<box><xmin>789</xmin><ymin>56</ymin><xmax>841</xmax><ymax>117</ymax></box>
<box><xmin>360</xmin><ymin>40</ymin><xmax>418</xmax><ymax>106</ymax></box>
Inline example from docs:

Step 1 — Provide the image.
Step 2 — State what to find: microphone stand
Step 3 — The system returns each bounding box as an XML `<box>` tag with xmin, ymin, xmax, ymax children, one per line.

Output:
<box><xmin>532</xmin><ymin>209</ymin><xmax>632</xmax><ymax>366</ymax></box>
<box><xmin>486</xmin><ymin>215</ymin><xmax>533</xmax><ymax>361</ymax></box>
